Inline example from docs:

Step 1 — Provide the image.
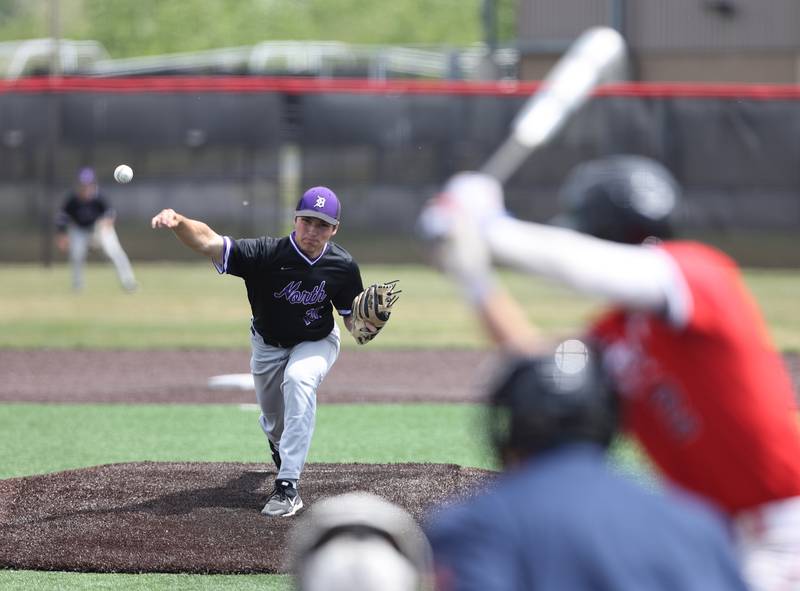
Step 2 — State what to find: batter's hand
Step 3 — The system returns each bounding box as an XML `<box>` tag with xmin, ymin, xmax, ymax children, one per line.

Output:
<box><xmin>151</xmin><ymin>208</ymin><xmax>182</xmax><ymax>229</ymax></box>
<box><xmin>417</xmin><ymin>173</ymin><xmax>507</xmax><ymax>302</ymax></box>
<box><xmin>417</xmin><ymin>172</ymin><xmax>506</xmax><ymax>242</ymax></box>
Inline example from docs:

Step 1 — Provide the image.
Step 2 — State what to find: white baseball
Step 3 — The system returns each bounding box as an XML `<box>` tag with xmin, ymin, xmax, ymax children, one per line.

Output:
<box><xmin>114</xmin><ymin>164</ymin><xmax>133</xmax><ymax>184</ymax></box>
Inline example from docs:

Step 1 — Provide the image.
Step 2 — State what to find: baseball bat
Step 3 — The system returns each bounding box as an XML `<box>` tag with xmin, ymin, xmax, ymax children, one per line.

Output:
<box><xmin>481</xmin><ymin>27</ymin><xmax>628</xmax><ymax>184</ymax></box>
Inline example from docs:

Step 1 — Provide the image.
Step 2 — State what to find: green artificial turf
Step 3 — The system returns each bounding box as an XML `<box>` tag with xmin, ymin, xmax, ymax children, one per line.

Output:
<box><xmin>0</xmin><ymin>402</ymin><xmax>495</xmax><ymax>479</ymax></box>
<box><xmin>0</xmin><ymin>571</ymin><xmax>292</xmax><ymax>591</ymax></box>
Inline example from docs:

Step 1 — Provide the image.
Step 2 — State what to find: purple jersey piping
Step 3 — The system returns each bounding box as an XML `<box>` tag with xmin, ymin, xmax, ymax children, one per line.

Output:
<box><xmin>289</xmin><ymin>231</ymin><xmax>328</xmax><ymax>265</ymax></box>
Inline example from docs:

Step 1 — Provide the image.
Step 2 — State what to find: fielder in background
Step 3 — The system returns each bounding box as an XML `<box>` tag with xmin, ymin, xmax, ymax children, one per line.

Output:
<box><xmin>419</xmin><ymin>155</ymin><xmax>800</xmax><ymax>590</ymax></box>
<box><xmin>56</xmin><ymin>166</ymin><xmax>138</xmax><ymax>293</ymax></box>
<box><xmin>425</xmin><ymin>344</ymin><xmax>748</xmax><ymax>590</ymax></box>
<box><xmin>290</xmin><ymin>491</ymin><xmax>433</xmax><ymax>591</ymax></box>
<box><xmin>151</xmin><ymin>186</ymin><xmax>399</xmax><ymax>518</ymax></box>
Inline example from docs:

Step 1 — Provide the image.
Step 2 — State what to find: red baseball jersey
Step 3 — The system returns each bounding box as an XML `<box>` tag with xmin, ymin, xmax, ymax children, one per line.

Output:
<box><xmin>591</xmin><ymin>241</ymin><xmax>800</xmax><ymax>515</ymax></box>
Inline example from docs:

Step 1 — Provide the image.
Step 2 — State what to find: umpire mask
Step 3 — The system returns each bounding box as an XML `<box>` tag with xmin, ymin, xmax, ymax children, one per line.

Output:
<box><xmin>487</xmin><ymin>339</ymin><xmax>620</xmax><ymax>464</ymax></box>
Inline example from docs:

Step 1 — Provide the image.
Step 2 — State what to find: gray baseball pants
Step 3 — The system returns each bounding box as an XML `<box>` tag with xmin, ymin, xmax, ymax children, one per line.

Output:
<box><xmin>250</xmin><ymin>323</ymin><xmax>341</xmax><ymax>482</ymax></box>
<box><xmin>67</xmin><ymin>223</ymin><xmax>136</xmax><ymax>291</ymax></box>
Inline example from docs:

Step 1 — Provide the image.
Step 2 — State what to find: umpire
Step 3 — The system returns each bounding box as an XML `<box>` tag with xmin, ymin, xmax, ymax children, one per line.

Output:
<box><xmin>425</xmin><ymin>343</ymin><xmax>747</xmax><ymax>590</ymax></box>
<box><xmin>152</xmin><ymin>186</ymin><xmax>398</xmax><ymax>517</ymax></box>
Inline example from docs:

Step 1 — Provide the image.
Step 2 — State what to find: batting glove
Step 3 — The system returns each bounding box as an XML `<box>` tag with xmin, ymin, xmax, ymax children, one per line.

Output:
<box><xmin>417</xmin><ymin>172</ymin><xmax>508</xmax><ymax>303</ymax></box>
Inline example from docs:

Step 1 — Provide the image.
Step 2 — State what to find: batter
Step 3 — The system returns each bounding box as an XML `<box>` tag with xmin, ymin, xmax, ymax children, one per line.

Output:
<box><xmin>421</xmin><ymin>157</ymin><xmax>800</xmax><ymax>589</ymax></box>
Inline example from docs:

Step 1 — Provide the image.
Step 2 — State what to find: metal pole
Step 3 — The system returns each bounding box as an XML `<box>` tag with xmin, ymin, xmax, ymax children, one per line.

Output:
<box><xmin>42</xmin><ymin>0</ymin><xmax>62</xmax><ymax>266</ymax></box>
<box><xmin>482</xmin><ymin>0</ymin><xmax>498</xmax><ymax>51</ymax></box>
<box><xmin>49</xmin><ymin>0</ymin><xmax>62</xmax><ymax>78</ymax></box>
<box><xmin>610</xmin><ymin>0</ymin><xmax>627</xmax><ymax>36</ymax></box>
<box><xmin>279</xmin><ymin>144</ymin><xmax>301</xmax><ymax>236</ymax></box>
<box><xmin>279</xmin><ymin>93</ymin><xmax>303</xmax><ymax>236</ymax></box>
<box><xmin>480</xmin><ymin>0</ymin><xmax>499</xmax><ymax>80</ymax></box>
<box><xmin>610</xmin><ymin>0</ymin><xmax>637</xmax><ymax>80</ymax></box>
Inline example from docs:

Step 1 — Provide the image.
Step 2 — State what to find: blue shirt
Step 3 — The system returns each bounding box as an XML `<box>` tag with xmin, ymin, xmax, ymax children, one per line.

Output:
<box><xmin>425</xmin><ymin>444</ymin><xmax>747</xmax><ymax>591</ymax></box>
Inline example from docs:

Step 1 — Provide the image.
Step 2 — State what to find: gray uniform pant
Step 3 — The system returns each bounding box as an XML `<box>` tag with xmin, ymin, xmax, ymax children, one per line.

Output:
<box><xmin>250</xmin><ymin>323</ymin><xmax>341</xmax><ymax>481</ymax></box>
<box><xmin>68</xmin><ymin>224</ymin><xmax>136</xmax><ymax>291</ymax></box>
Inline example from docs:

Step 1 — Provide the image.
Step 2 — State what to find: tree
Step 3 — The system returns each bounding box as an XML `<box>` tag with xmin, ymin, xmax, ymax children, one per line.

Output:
<box><xmin>0</xmin><ymin>0</ymin><xmax>519</xmax><ymax>59</ymax></box>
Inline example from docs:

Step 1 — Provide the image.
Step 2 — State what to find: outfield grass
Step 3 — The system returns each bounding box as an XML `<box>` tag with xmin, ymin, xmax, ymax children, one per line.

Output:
<box><xmin>742</xmin><ymin>268</ymin><xmax>800</xmax><ymax>353</ymax></box>
<box><xmin>0</xmin><ymin>262</ymin><xmax>598</xmax><ymax>349</ymax></box>
<box><xmin>2</xmin><ymin>263</ymin><xmax>798</xmax><ymax>350</ymax></box>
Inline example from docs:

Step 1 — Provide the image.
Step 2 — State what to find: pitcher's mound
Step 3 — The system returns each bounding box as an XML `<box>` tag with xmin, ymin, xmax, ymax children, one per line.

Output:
<box><xmin>0</xmin><ymin>461</ymin><xmax>492</xmax><ymax>574</ymax></box>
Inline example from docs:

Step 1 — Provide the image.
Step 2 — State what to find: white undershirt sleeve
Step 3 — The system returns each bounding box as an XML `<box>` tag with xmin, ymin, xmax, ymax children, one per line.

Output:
<box><xmin>485</xmin><ymin>216</ymin><xmax>692</xmax><ymax>328</ymax></box>
<box><xmin>213</xmin><ymin>236</ymin><xmax>232</xmax><ymax>274</ymax></box>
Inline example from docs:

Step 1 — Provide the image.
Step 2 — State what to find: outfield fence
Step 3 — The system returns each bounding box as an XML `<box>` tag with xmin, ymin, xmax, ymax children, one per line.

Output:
<box><xmin>1</xmin><ymin>77</ymin><xmax>798</xmax><ymax>265</ymax></box>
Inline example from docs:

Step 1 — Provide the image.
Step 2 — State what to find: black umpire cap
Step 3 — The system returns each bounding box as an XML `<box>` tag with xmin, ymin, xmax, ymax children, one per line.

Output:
<box><xmin>487</xmin><ymin>339</ymin><xmax>619</xmax><ymax>462</ymax></box>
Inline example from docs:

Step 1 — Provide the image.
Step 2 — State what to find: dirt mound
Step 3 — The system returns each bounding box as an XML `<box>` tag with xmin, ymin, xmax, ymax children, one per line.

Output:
<box><xmin>0</xmin><ymin>461</ymin><xmax>492</xmax><ymax>574</ymax></box>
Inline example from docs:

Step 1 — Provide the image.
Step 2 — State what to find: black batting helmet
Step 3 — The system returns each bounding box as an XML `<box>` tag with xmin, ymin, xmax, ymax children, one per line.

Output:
<box><xmin>487</xmin><ymin>339</ymin><xmax>619</xmax><ymax>463</ymax></box>
<box><xmin>555</xmin><ymin>155</ymin><xmax>680</xmax><ymax>244</ymax></box>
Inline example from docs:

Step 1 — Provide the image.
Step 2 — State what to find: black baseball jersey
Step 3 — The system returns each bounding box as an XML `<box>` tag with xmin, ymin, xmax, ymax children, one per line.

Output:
<box><xmin>56</xmin><ymin>192</ymin><xmax>113</xmax><ymax>231</ymax></box>
<box><xmin>216</xmin><ymin>232</ymin><xmax>364</xmax><ymax>347</ymax></box>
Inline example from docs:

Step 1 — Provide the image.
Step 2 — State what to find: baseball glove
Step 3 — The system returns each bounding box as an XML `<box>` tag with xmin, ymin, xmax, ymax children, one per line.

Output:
<box><xmin>349</xmin><ymin>280</ymin><xmax>401</xmax><ymax>345</ymax></box>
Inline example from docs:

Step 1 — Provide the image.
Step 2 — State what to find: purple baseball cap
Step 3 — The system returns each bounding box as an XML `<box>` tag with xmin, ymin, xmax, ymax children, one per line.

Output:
<box><xmin>295</xmin><ymin>186</ymin><xmax>341</xmax><ymax>225</ymax></box>
<box><xmin>78</xmin><ymin>167</ymin><xmax>96</xmax><ymax>185</ymax></box>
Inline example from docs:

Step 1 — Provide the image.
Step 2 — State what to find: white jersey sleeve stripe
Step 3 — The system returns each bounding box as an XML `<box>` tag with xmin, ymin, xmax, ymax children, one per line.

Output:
<box><xmin>213</xmin><ymin>236</ymin><xmax>232</xmax><ymax>274</ymax></box>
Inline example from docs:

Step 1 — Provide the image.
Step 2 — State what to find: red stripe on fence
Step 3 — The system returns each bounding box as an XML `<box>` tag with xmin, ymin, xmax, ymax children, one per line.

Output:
<box><xmin>1</xmin><ymin>76</ymin><xmax>800</xmax><ymax>99</ymax></box>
